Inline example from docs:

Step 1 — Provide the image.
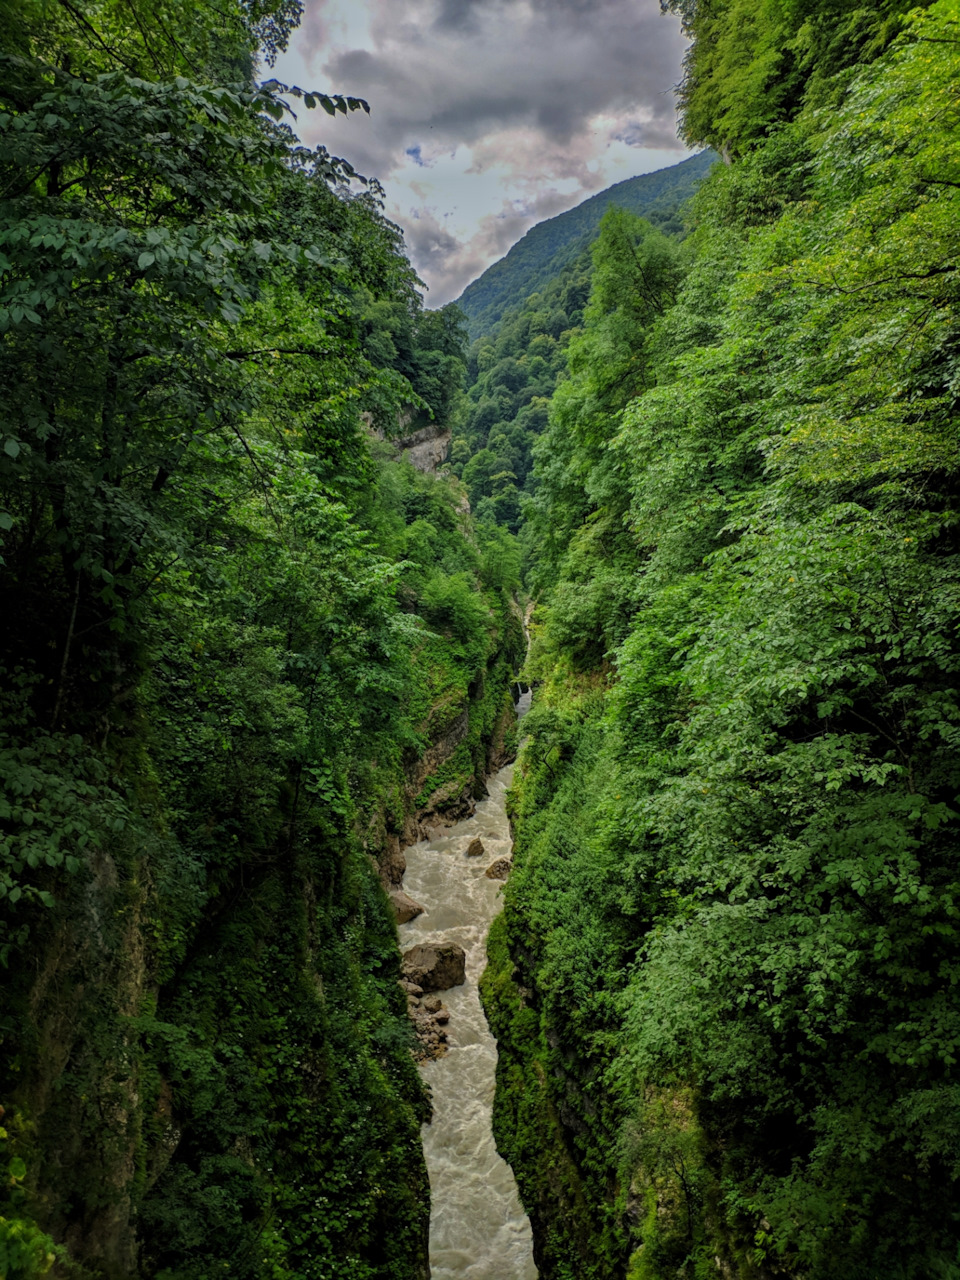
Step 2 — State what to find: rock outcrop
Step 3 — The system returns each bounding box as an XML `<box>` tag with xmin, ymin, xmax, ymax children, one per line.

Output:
<box><xmin>380</xmin><ymin>834</ymin><xmax>407</xmax><ymax>887</ymax></box>
<box><xmin>401</xmin><ymin>980</ymin><xmax>451</xmax><ymax>1060</ymax></box>
<box><xmin>394</xmin><ymin>421</ymin><xmax>451</xmax><ymax>473</ymax></box>
<box><xmin>466</xmin><ymin>837</ymin><xmax>485</xmax><ymax>858</ymax></box>
<box><xmin>362</xmin><ymin>407</ymin><xmax>451</xmax><ymax>474</ymax></box>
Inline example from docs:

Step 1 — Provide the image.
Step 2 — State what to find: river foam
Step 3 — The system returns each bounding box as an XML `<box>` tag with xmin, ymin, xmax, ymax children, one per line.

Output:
<box><xmin>400</xmin><ymin>751</ymin><xmax>538</xmax><ymax>1279</ymax></box>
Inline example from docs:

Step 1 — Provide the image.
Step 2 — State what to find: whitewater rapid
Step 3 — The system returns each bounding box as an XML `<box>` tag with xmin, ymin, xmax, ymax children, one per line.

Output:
<box><xmin>399</xmin><ymin>717</ymin><xmax>537</xmax><ymax>1279</ymax></box>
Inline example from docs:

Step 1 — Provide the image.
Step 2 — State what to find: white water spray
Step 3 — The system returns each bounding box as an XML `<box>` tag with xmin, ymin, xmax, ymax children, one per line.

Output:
<box><xmin>400</xmin><ymin>700</ymin><xmax>537</xmax><ymax>1279</ymax></box>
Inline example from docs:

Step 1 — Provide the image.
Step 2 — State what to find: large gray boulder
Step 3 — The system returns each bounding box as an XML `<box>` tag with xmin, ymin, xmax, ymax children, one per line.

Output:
<box><xmin>390</xmin><ymin>890</ymin><xmax>425</xmax><ymax>924</ymax></box>
<box><xmin>401</xmin><ymin>942</ymin><xmax>466</xmax><ymax>992</ymax></box>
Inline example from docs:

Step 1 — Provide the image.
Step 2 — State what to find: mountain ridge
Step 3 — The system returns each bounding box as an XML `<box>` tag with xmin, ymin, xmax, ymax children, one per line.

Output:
<box><xmin>454</xmin><ymin>150</ymin><xmax>717</xmax><ymax>338</ymax></box>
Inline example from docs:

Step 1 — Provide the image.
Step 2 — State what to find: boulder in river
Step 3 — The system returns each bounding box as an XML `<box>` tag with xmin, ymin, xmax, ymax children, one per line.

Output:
<box><xmin>402</xmin><ymin>942</ymin><xmax>466</xmax><ymax>991</ymax></box>
<box><xmin>485</xmin><ymin>857</ymin><xmax>512</xmax><ymax>881</ymax></box>
<box><xmin>389</xmin><ymin>889</ymin><xmax>425</xmax><ymax>924</ymax></box>
<box><xmin>466</xmin><ymin>837</ymin><xmax>485</xmax><ymax>858</ymax></box>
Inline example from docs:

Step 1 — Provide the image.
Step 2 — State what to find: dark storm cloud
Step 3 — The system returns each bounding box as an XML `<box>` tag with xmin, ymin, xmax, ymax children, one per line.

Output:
<box><xmin>292</xmin><ymin>0</ymin><xmax>688</xmax><ymax>300</ymax></box>
<box><xmin>433</xmin><ymin>0</ymin><xmax>652</xmax><ymax>28</ymax></box>
<box><xmin>320</xmin><ymin>0</ymin><xmax>683</xmax><ymax>153</ymax></box>
<box><xmin>404</xmin><ymin>210</ymin><xmax>463</xmax><ymax>269</ymax></box>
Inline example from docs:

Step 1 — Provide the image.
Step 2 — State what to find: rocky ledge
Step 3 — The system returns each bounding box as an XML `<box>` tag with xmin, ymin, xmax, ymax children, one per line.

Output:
<box><xmin>401</xmin><ymin>980</ymin><xmax>452</xmax><ymax>1061</ymax></box>
<box><xmin>400</xmin><ymin>942</ymin><xmax>465</xmax><ymax>1060</ymax></box>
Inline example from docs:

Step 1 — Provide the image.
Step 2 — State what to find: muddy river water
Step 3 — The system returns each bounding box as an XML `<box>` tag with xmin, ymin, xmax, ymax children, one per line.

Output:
<box><xmin>399</xmin><ymin>712</ymin><xmax>538</xmax><ymax>1279</ymax></box>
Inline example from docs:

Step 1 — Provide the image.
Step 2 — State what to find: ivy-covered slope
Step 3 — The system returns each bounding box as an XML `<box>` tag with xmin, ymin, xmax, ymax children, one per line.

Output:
<box><xmin>0</xmin><ymin>3</ymin><xmax>523</xmax><ymax>1278</ymax></box>
<box><xmin>454</xmin><ymin>151</ymin><xmax>716</xmax><ymax>340</ymax></box>
<box><xmin>483</xmin><ymin>2</ymin><xmax>960</xmax><ymax>1277</ymax></box>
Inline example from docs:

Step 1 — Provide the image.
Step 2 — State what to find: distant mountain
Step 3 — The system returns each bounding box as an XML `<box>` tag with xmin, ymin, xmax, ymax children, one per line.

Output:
<box><xmin>454</xmin><ymin>151</ymin><xmax>717</xmax><ymax>338</ymax></box>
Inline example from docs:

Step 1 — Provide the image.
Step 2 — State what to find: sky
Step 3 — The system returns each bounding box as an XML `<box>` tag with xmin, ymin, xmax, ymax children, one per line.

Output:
<box><xmin>271</xmin><ymin>0</ymin><xmax>691</xmax><ymax>306</ymax></box>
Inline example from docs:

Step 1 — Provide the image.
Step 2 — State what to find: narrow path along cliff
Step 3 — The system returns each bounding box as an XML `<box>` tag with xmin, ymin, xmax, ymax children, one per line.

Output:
<box><xmin>399</xmin><ymin>693</ymin><xmax>537</xmax><ymax>1280</ymax></box>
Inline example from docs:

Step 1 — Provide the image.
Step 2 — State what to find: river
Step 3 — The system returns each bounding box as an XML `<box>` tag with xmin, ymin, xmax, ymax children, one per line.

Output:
<box><xmin>399</xmin><ymin>711</ymin><xmax>538</xmax><ymax>1279</ymax></box>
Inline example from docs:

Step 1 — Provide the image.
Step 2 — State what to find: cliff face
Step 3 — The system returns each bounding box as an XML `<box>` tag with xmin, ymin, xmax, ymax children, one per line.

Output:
<box><xmin>2</xmin><ymin>624</ymin><xmax>522</xmax><ymax>1280</ymax></box>
<box><xmin>393</xmin><ymin>421</ymin><xmax>452</xmax><ymax>474</ymax></box>
<box><xmin>364</xmin><ymin>408</ymin><xmax>452</xmax><ymax>474</ymax></box>
<box><xmin>481</xmin><ymin>704</ymin><xmax>756</xmax><ymax>1280</ymax></box>
<box><xmin>374</xmin><ymin>616</ymin><xmax>524</xmax><ymax>888</ymax></box>
<box><xmin>19</xmin><ymin>847</ymin><xmax>149</xmax><ymax>1276</ymax></box>
<box><xmin>0</xmin><ymin>455</ymin><xmax>524</xmax><ymax>1280</ymax></box>
<box><xmin>7</xmin><ymin>779</ymin><xmax>436</xmax><ymax>1280</ymax></box>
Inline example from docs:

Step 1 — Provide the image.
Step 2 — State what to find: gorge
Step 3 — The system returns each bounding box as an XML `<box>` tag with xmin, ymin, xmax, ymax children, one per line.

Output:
<box><xmin>2</xmin><ymin>0</ymin><xmax>960</xmax><ymax>1278</ymax></box>
<box><xmin>401</xmin><ymin>740</ymin><xmax>537</xmax><ymax>1280</ymax></box>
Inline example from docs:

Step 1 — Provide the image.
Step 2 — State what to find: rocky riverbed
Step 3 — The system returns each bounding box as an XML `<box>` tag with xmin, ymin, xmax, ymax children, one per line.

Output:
<box><xmin>398</xmin><ymin>759</ymin><xmax>538</xmax><ymax>1280</ymax></box>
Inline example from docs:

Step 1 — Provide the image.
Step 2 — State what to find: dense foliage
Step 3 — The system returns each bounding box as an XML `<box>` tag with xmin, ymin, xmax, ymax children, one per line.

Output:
<box><xmin>483</xmin><ymin>1</ymin><xmax>960</xmax><ymax>1276</ymax></box>
<box><xmin>451</xmin><ymin>253</ymin><xmax>590</xmax><ymax>530</ymax></box>
<box><xmin>0</xmin><ymin>2</ymin><xmax>523</xmax><ymax>1277</ymax></box>
<box><xmin>454</xmin><ymin>152</ymin><xmax>715</xmax><ymax>340</ymax></box>
<box><xmin>662</xmin><ymin>0</ymin><xmax>934</xmax><ymax>159</ymax></box>
<box><xmin>452</xmin><ymin>202</ymin><xmax>694</xmax><ymax>540</ymax></box>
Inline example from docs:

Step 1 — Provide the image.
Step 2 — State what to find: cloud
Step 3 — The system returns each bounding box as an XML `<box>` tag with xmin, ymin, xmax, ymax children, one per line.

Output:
<box><xmin>404</xmin><ymin>209</ymin><xmax>462</xmax><ymax>266</ymax></box>
<box><xmin>403</xmin><ymin>178</ymin><xmax>617</xmax><ymax>302</ymax></box>
<box><xmin>317</xmin><ymin>1</ymin><xmax>684</xmax><ymax>162</ymax></box>
<box><xmin>278</xmin><ymin>0</ymin><xmax>690</xmax><ymax>302</ymax></box>
<box><xmin>613</xmin><ymin>121</ymin><xmax>651</xmax><ymax>148</ymax></box>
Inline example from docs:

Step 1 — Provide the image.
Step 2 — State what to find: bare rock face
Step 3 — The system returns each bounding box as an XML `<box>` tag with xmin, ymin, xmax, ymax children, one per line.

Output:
<box><xmin>466</xmin><ymin>837</ymin><xmax>485</xmax><ymax>858</ymax></box>
<box><xmin>401</xmin><ymin>942</ymin><xmax>466</xmax><ymax>992</ymax></box>
<box><xmin>362</xmin><ymin>408</ymin><xmax>450</xmax><ymax>475</ymax></box>
<box><xmin>395</xmin><ymin>422</ymin><xmax>451</xmax><ymax>473</ymax></box>
<box><xmin>484</xmin><ymin>857</ymin><xmax>512</xmax><ymax>881</ymax></box>
<box><xmin>379</xmin><ymin>834</ymin><xmax>406</xmax><ymax>888</ymax></box>
<box><xmin>390</xmin><ymin>890</ymin><xmax>425</xmax><ymax>925</ymax></box>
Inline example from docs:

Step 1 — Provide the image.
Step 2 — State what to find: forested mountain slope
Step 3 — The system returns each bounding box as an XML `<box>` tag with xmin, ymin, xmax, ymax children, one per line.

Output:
<box><xmin>481</xmin><ymin>0</ymin><xmax>960</xmax><ymax>1277</ymax></box>
<box><xmin>448</xmin><ymin>156</ymin><xmax>716</xmax><ymax>539</ymax></box>
<box><xmin>0</xmin><ymin>4</ymin><xmax>522</xmax><ymax>1277</ymax></box>
<box><xmin>454</xmin><ymin>151</ymin><xmax>716</xmax><ymax>339</ymax></box>
<box><xmin>449</xmin><ymin>251</ymin><xmax>592</xmax><ymax>530</ymax></box>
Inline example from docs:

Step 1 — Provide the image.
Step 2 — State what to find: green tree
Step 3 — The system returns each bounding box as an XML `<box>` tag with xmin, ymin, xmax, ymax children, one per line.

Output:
<box><xmin>489</xmin><ymin>2</ymin><xmax>960</xmax><ymax>1275</ymax></box>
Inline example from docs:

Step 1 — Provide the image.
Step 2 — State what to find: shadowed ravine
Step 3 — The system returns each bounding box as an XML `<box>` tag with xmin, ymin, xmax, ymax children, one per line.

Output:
<box><xmin>400</xmin><ymin>698</ymin><xmax>537</xmax><ymax>1280</ymax></box>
